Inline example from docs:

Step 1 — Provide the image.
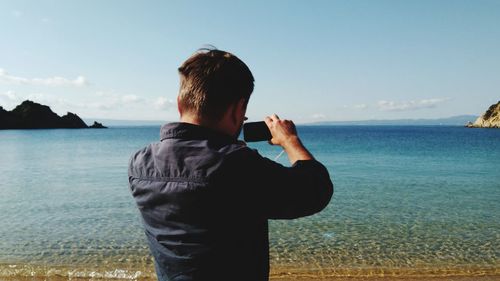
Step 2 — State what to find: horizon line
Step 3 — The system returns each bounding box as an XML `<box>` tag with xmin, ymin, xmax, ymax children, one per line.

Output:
<box><xmin>83</xmin><ymin>114</ymin><xmax>478</xmax><ymax>125</ymax></box>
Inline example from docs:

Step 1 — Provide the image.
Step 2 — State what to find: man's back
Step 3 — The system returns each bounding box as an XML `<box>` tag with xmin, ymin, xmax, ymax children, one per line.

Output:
<box><xmin>129</xmin><ymin>122</ymin><xmax>333</xmax><ymax>281</ymax></box>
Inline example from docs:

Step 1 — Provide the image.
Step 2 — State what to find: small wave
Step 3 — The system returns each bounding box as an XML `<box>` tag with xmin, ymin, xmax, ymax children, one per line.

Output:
<box><xmin>270</xmin><ymin>265</ymin><xmax>500</xmax><ymax>278</ymax></box>
<box><xmin>0</xmin><ymin>264</ymin><xmax>156</xmax><ymax>280</ymax></box>
<box><xmin>1</xmin><ymin>263</ymin><xmax>499</xmax><ymax>280</ymax></box>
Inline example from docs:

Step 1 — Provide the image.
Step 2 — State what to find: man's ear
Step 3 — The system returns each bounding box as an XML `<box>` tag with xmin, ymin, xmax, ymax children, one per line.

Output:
<box><xmin>230</xmin><ymin>98</ymin><xmax>246</xmax><ymax>125</ymax></box>
<box><xmin>177</xmin><ymin>96</ymin><xmax>183</xmax><ymax>116</ymax></box>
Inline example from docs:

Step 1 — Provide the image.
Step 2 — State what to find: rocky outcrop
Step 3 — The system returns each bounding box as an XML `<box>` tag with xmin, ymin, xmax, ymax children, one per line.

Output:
<box><xmin>89</xmin><ymin>121</ymin><xmax>107</xmax><ymax>129</ymax></box>
<box><xmin>0</xmin><ymin>100</ymin><xmax>106</xmax><ymax>129</ymax></box>
<box><xmin>0</xmin><ymin>106</ymin><xmax>20</xmax><ymax>129</ymax></box>
<box><xmin>61</xmin><ymin>112</ymin><xmax>88</xmax><ymax>128</ymax></box>
<box><xmin>466</xmin><ymin>101</ymin><xmax>500</xmax><ymax>128</ymax></box>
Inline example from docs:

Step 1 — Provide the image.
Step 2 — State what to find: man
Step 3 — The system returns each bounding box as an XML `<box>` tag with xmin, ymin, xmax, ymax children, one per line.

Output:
<box><xmin>128</xmin><ymin>48</ymin><xmax>333</xmax><ymax>281</ymax></box>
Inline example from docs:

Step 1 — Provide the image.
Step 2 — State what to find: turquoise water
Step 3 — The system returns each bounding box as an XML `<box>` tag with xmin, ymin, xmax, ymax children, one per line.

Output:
<box><xmin>0</xmin><ymin>126</ymin><xmax>499</xmax><ymax>278</ymax></box>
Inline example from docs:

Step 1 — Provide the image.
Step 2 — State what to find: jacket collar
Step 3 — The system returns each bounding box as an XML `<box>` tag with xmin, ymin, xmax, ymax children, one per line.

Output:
<box><xmin>160</xmin><ymin>122</ymin><xmax>238</xmax><ymax>143</ymax></box>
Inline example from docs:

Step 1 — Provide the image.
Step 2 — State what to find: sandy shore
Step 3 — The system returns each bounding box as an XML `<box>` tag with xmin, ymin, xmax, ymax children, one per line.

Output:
<box><xmin>1</xmin><ymin>263</ymin><xmax>498</xmax><ymax>281</ymax></box>
<box><xmin>2</xmin><ymin>274</ymin><xmax>499</xmax><ymax>281</ymax></box>
<box><xmin>270</xmin><ymin>275</ymin><xmax>500</xmax><ymax>281</ymax></box>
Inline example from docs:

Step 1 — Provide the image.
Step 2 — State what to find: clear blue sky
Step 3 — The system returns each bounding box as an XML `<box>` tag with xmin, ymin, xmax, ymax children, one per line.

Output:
<box><xmin>0</xmin><ymin>0</ymin><xmax>499</xmax><ymax>122</ymax></box>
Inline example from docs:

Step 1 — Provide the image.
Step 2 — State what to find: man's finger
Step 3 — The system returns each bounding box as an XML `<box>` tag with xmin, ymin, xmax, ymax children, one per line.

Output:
<box><xmin>264</xmin><ymin>116</ymin><xmax>273</xmax><ymax>127</ymax></box>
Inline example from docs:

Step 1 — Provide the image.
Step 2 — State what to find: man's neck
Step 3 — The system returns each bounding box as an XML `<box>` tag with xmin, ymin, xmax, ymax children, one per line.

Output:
<box><xmin>180</xmin><ymin>115</ymin><xmax>234</xmax><ymax>137</ymax></box>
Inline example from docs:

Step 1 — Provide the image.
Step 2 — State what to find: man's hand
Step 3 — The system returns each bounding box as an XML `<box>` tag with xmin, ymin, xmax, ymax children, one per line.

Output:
<box><xmin>264</xmin><ymin>114</ymin><xmax>314</xmax><ymax>164</ymax></box>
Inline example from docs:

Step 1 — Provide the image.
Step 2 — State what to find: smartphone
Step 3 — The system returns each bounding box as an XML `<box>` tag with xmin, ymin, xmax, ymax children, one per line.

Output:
<box><xmin>243</xmin><ymin>121</ymin><xmax>272</xmax><ymax>142</ymax></box>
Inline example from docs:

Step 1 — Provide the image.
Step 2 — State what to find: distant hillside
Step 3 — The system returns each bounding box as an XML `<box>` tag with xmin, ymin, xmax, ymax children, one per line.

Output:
<box><xmin>308</xmin><ymin>115</ymin><xmax>478</xmax><ymax>126</ymax></box>
<box><xmin>0</xmin><ymin>100</ymin><xmax>106</xmax><ymax>129</ymax></box>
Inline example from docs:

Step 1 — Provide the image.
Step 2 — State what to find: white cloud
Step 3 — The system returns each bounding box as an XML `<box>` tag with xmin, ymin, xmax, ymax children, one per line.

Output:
<box><xmin>88</xmin><ymin>92</ymin><xmax>123</xmax><ymax>110</ymax></box>
<box><xmin>89</xmin><ymin>92</ymin><xmax>173</xmax><ymax>113</ymax></box>
<box><xmin>25</xmin><ymin>93</ymin><xmax>55</xmax><ymax>104</ymax></box>
<box><xmin>342</xmin><ymin>104</ymin><xmax>369</xmax><ymax>110</ymax></box>
<box><xmin>353</xmin><ymin>104</ymin><xmax>368</xmax><ymax>109</ymax></box>
<box><xmin>0</xmin><ymin>91</ymin><xmax>75</xmax><ymax>113</ymax></box>
<box><xmin>94</xmin><ymin>103</ymin><xmax>115</xmax><ymax>111</ymax></box>
<box><xmin>121</xmin><ymin>94</ymin><xmax>141</xmax><ymax>103</ymax></box>
<box><xmin>0</xmin><ymin>90</ymin><xmax>21</xmax><ymax>109</ymax></box>
<box><xmin>95</xmin><ymin>91</ymin><xmax>110</xmax><ymax>98</ymax></box>
<box><xmin>155</xmin><ymin>97</ymin><xmax>175</xmax><ymax>111</ymax></box>
<box><xmin>92</xmin><ymin>92</ymin><xmax>144</xmax><ymax>109</ymax></box>
<box><xmin>0</xmin><ymin>88</ymin><xmax>177</xmax><ymax>119</ymax></box>
<box><xmin>1</xmin><ymin>90</ymin><xmax>17</xmax><ymax>101</ymax></box>
<box><xmin>0</xmin><ymin>68</ymin><xmax>88</xmax><ymax>87</ymax></box>
<box><xmin>311</xmin><ymin>113</ymin><xmax>327</xmax><ymax>120</ymax></box>
<box><xmin>377</xmin><ymin>98</ymin><xmax>450</xmax><ymax>111</ymax></box>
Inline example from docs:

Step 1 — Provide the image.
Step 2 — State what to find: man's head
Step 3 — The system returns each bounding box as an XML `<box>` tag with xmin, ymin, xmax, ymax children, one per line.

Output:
<box><xmin>177</xmin><ymin>48</ymin><xmax>254</xmax><ymax>130</ymax></box>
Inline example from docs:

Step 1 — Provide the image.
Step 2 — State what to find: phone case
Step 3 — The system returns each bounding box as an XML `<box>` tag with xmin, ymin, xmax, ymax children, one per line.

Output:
<box><xmin>243</xmin><ymin>121</ymin><xmax>272</xmax><ymax>142</ymax></box>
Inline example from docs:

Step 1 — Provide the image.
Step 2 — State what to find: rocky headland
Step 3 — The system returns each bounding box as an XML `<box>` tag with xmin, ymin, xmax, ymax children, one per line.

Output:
<box><xmin>466</xmin><ymin>101</ymin><xmax>500</xmax><ymax>128</ymax></box>
<box><xmin>0</xmin><ymin>100</ymin><xmax>106</xmax><ymax>129</ymax></box>
<box><xmin>89</xmin><ymin>121</ymin><xmax>107</xmax><ymax>128</ymax></box>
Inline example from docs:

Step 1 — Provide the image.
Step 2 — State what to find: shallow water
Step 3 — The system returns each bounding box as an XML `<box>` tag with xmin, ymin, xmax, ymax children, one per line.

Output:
<box><xmin>0</xmin><ymin>125</ymin><xmax>498</xmax><ymax>278</ymax></box>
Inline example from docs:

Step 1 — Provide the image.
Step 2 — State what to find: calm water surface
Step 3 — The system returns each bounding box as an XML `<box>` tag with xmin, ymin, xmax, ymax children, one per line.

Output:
<box><xmin>0</xmin><ymin>126</ymin><xmax>498</xmax><ymax>278</ymax></box>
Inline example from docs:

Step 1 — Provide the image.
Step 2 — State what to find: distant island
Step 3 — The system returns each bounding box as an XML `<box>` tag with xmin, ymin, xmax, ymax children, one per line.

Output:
<box><xmin>466</xmin><ymin>101</ymin><xmax>500</xmax><ymax>128</ymax></box>
<box><xmin>0</xmin><ymin>100</ymin><xmax>107</xmax><ymax>129</ymax></box>
<box><xmin>309</xmin><ymin>115</ymin><xmax>478</xmax><ymax>126</ymax></box>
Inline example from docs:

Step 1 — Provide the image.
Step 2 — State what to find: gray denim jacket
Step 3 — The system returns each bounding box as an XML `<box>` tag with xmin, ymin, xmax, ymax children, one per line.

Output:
<box><xmin>129</xmin><ymin>122</ymin><xmax>333</xmax><ymax>281</ymax></box>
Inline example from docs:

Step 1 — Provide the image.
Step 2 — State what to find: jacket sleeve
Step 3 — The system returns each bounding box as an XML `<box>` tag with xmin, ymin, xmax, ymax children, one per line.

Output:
<box><xmin>228</xmin><ymin>148</ymin><xmax>334</xmax><ymax>220</ymax></box>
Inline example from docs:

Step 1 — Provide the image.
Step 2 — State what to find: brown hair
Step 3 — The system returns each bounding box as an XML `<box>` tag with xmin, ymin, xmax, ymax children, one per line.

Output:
<box><xmin>177</xmin><ymin>48</ymin><xmax>254</xmax><ymax>122</ymax></box>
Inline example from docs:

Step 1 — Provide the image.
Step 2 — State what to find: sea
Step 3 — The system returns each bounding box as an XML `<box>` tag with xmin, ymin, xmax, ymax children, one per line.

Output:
<box><xmin>0</xmin><ymin>125</ymin><xmax>499</xmax><ymax>279</ymax></box>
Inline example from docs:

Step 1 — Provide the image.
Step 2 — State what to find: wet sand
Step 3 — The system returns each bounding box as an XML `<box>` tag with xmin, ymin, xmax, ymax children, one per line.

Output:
<box><xmin>269</xmin><ymin>266</ymin><xmax>500</xmax><ymax>281</ymax></box>
<box><xmin>2</xmin><ymin>275</ymin><xmax>499</xmax><ymax>281</ymax></box>
<box><xmin>1</xmin><ymin>263</ymin><xmax>498</xmax><ymax>281</ymax></box>
<box><xmin>270</xmin><ymin>275</ymin><xmax>500</xmax><ymax>281</ymax></box>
